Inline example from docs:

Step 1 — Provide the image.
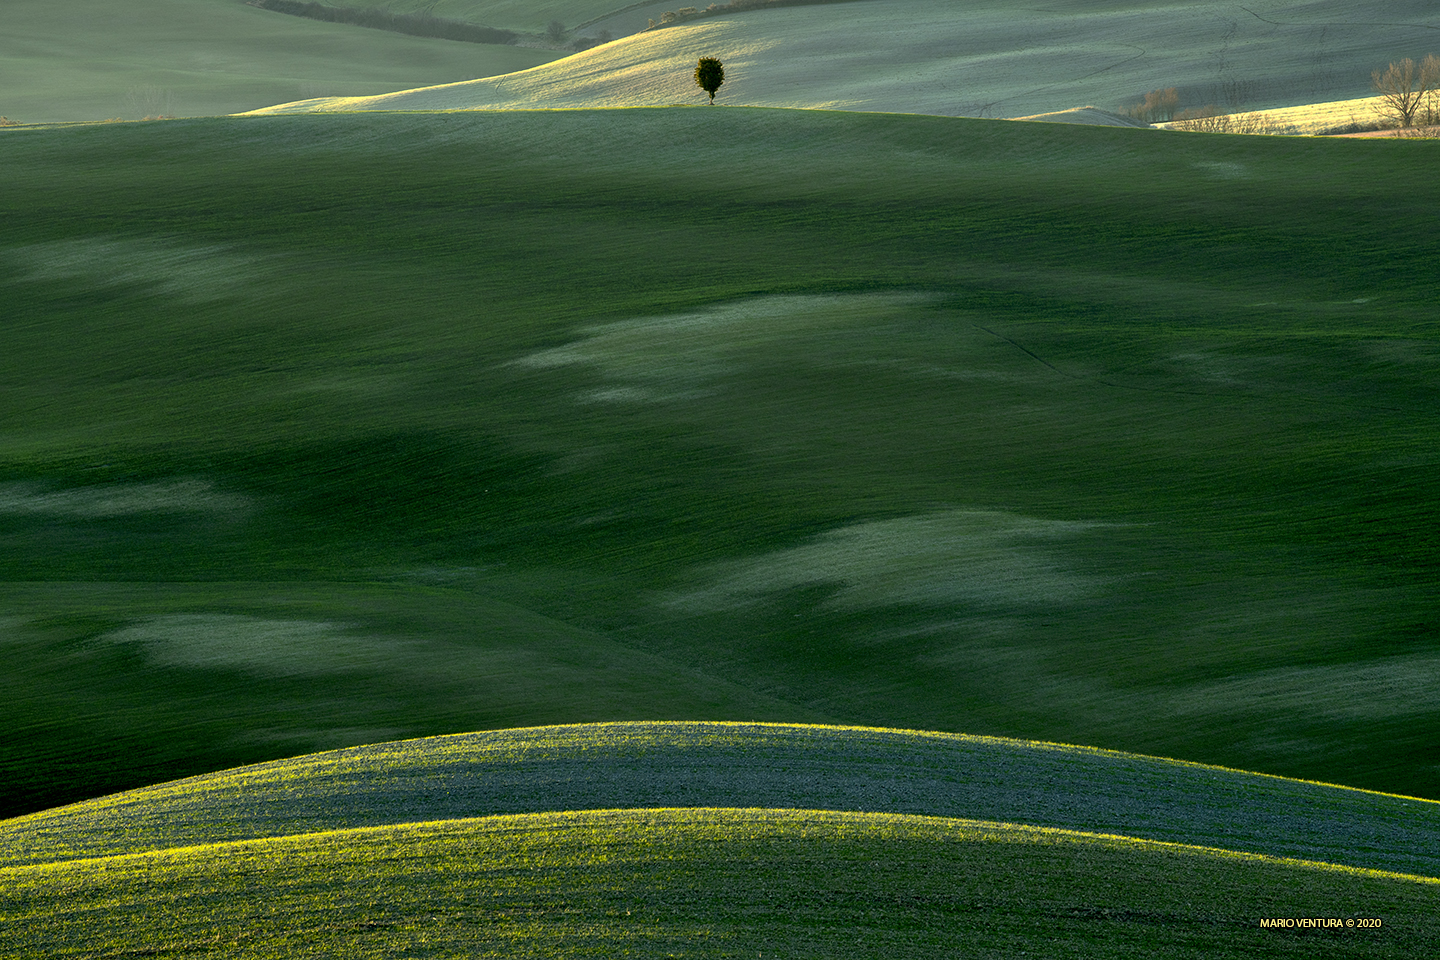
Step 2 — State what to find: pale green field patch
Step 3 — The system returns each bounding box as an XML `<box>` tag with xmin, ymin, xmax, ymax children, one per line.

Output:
<box><xmin>99</xmin><ymin>615</ymin><xmax>391</xmax><ymax>676</ymax></box>
<box><xmin>851</xmin><ymin>357</ymin><xmax>1017</xmax><ymax>383</ymax></box>
<box><xmin>513</xmin><ymin>292</ymin><xmax>933</xmax><ymax>401</ymax></box>
<box><xmin>1193</xmin><ymin>160</ymin><xmax>1249</xmax><ymax>179</ymax></box>
<box><xmin>673</xmin><ymin>509</ymin><xmax>1109</xmax><ymax>612</ymax></box>
<box><xmin>0</xmin><ymin>480</ymin><xmax>247</xmax><ymax>518</ymax></box>
<box><xmin>1173</xmin><ymin>654</ymin><xmax>1440</xmax><ymax>722</ymax></box>
<box><xmin>8</xmin><ymin>236</ymin><xmax>265</xmax><ymax>302</ymax></box>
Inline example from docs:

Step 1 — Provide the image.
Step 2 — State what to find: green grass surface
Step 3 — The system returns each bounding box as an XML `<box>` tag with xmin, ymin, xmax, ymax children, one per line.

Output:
<box><xmin>0</xmin><ymin>0</ymin><xmax>559</xmax><ymax>122</ymax></box>
<box><xmin>5</xmin><ymin>723</ymin><xmax>1437</xmax><ymax>876</ymax></box>
<box><xmin>2</xmin><ymin>808</ymin><xmax>1435</xmax><ymax>958</ymax></box>
<box><xmin>1</xmin><ymin>108</ymin><xmax>1438</xmax><ymax>818</ymax></box>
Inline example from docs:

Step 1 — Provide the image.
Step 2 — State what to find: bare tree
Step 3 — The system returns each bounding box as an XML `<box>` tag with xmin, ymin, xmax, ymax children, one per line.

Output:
<box><xmin>1125</xmin><ymin>88</ymin><xmax>1180</xmax><ymax>124</ymax></box>
<box><xmin>1425</xmin><ymin>54</ymin><xmax>1440</xmax><ymax>126</ymax></box>
<box><xmin>1371</xmin><ymin>56</ymin><xmax>1438</xmax><ymax>127</ymax></box>
<box><xmin>126</xmin><ymin>85</ymin><xmax>174</xmax><ymax>120</ymax></box>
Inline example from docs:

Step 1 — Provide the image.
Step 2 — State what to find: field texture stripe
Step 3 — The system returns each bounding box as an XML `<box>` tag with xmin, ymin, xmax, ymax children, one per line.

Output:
<box><xmin>5</xmin><ymin>808</ymin><xmax>1439</xmax><ymax>888</ymax></box>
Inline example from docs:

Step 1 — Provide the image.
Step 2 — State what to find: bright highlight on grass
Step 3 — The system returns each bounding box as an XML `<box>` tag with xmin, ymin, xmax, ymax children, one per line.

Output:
<box><xmin>3</xmin><ymin>807</ymin><xmax>1436</xmax><ymax>958</ymax></box>
<box><xmin>5</xmin><ymin>723</ymin><xmax>1437</xmax><ymax>876</ymax></box>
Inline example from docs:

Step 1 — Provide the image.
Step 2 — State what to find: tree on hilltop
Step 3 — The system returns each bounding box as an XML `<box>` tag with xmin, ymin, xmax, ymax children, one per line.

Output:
<box><xmin>695</xmin><ymin>57</ymin><xmax>725</xmax><ymax>105</ymax></box>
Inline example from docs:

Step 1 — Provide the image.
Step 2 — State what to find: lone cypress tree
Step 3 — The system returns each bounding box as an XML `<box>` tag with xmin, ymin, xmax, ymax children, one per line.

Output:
<box><xmin>695</xmin><ymin>57</ymin><xmax>724</xmax><ymax>104</ymax></box>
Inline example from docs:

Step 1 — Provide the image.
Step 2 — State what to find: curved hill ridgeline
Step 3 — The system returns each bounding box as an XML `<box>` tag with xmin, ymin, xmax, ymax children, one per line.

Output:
<box><xmin>260</xmin><ymin>0</ymin><xmax>862</xmax><ymax>39</ymax></box>
<box><xmin>246</xmin><ymin>0</ymin><xmax>1440</xmax><ymax>117</ymax></box>
<box><xmin>4</xmin><ymin>809</ymin><xmax>1437</xmax><ymax>958</ymax></box>
<box><xmin>4</xmin><ymin>723</ymin><xmax>1437</xmax><ymax>877</ymax></box>
<box><xmin>247</xmin><ymin>0</ymin><xmax>521</xmax><ymax>45</ymax></box>
<box><xmin>0</xmin><ymin>0</ymin><xmax>560</xmax><ymax>123</ymax></box>
<box><xmin>289</xmin><ymin>0</ymin><xmax>665</xmax><ymax>35</ymax></box>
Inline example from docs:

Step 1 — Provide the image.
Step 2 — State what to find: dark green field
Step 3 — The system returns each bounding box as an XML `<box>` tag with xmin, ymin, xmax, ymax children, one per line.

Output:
<box><xmin>1</xmin><ymin>108</ymin><xmax>1437</xmax><ymax>821</ymax></box>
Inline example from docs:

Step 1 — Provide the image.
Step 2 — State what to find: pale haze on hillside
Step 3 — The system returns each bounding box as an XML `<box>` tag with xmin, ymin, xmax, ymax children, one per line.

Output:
<box><xmin>247</xmin><ymin>0</ymin><xmax>1438</xmax><ymax>119</ymax></box>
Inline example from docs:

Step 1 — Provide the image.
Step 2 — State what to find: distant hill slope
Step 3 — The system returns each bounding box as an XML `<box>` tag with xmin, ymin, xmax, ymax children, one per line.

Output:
<box><xmin>307</xmin><ymin>0</ymin><xmax>678</xmax><ymax>36</ymax></box>
<box><xmin>0</xmin><ymin>0</ymin><xmax>560</xmax><ymax>122</ymax></box>
<box><xmin>5</xmin><ymin>723</ymin><xmax>1438</xmax><ymax>876</ymax></box>
<box><xmin>246</xmin><ymin>0</ymin><xmax>1440</xmax><ymax>118</ymax></box>
<box><xmin>308</xmin><ymin>0</ymin><xmax>865</xmax><ymax>40</ymax></box>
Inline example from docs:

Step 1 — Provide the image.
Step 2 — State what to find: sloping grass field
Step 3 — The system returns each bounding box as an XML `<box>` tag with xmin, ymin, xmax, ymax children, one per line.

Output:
<box><xmin>2</xmin><ymin>107</ymin><xmax>1437</xmax><ymax>821</ymax></box>
<box><xmin>249</xmin><ymin>0</ymin><xmax>1440</xmax><ymax>117</ymax></box>
<box><xmin>309</xmin><ymin>0</ymin><xmax>679</xmax><ymax>35</ymax></box>
<box><xmin>5</xmin><ymin>723</ymin><xmax>1438</xmax><ymax>875</ymax></box>
<box><xmin>0</xmin><ymin>0</ymin><xmax>559</xmax><ymax>122</ymax></box>
<box><xmin>6</xmin><ymin>809</ymin><xmax>1438</xmax><ymax>958</ymax></box>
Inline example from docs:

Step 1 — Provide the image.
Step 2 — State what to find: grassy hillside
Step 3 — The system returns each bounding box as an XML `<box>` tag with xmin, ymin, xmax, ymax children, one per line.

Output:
<box><xmin>1</xmin><ymin>108</ymin><xmax>1438</xmax><ymax>818</ymax></box>
<box><xmin>0</xmin><ymin>0</ymin><xmax>559</xmax><ymax>122</ymax></box>
<box><xmin>5</xmin><ymin>724</ymin><xmax>1437</xmax><ymax>875</ymax></box>
<box><xmin>4</xmin><ymin>807</ymin><xmax>1436</xmax><ymax>958</ymax></box>
<box><xmin>4</xmin><ymin>725</ymin><xmax>1437</xmax><ymax>956</ymax></box>
<box><xmin>305</xmin><ymin>0</ymin><xmax>666</xmax><ymax>35</ymax></box>
<box><xmin>249</xmin><ymin>0</ymin><xmax>1440</xmax><ymax>117</ymax></box>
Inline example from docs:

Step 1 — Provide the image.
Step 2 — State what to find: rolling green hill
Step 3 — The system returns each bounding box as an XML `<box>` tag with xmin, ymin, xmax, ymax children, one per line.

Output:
<box><xmin>2</xmin><ymin>107</ymin><xmax>1437</xmax><ymax>820</ymax></box>
<box><xmin>3</xmin><ymin>724</ymin><xmax>1437</xmax><ymax>957</ymax></box>
<box><xmin>247</xmin><ymin>0</ymin><xmax>1440</xmax><ymax>117</ymax></box>
<box><xmin>0</xmin><ymin>0</ymin><xmax>560</xmax><ymax>122</ymax></box>
<box><xmin>5</xmin><ymin>723</ymin><xmax>1438</xmax><ymax>875</ymax></box>
<box><xmin>6</xmin><ymin>807</ymin><xmax>1435</xmax><ymax>958</ymax></box>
